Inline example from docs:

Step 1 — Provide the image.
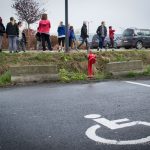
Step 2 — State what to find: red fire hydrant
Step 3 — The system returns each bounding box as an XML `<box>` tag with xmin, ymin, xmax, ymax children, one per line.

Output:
<box><xmin>88</xmin><ymin>51</ymin><xmax>96</xmax><ymax>78</ymax></box>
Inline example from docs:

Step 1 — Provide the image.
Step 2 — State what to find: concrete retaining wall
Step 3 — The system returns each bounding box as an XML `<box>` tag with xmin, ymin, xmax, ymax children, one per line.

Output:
<box><xmin>105</xmin><ymin>60</ymin><xmax>143</xmax><ymax>75</ymax></box>
<box><xmin>10</xmin><ymin>65</ymin><xmax>59</xmax><ymax>83</ymax></box>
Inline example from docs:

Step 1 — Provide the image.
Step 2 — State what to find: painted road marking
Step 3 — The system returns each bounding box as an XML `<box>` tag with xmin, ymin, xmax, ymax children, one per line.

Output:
<box><xmin>84</xmin><ymin>114</ymin><xmax>150</xmax><ymax>145</ymax></box>
<box><xmin>125</xmin><ymin>81</ymin><xmax>150</xmax><ymax>87</ymax></box>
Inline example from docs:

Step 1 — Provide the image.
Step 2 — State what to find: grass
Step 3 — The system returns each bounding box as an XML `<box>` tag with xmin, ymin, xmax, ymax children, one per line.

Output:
<box><xmin>0</xmin><ymin>50</ymin><xmax>150</xmax><ymax>86</ymax></box>
<box><xmin>0</xmin><ymin>71</ymin><xmax>11</xmax><ymax>86</ymax></box>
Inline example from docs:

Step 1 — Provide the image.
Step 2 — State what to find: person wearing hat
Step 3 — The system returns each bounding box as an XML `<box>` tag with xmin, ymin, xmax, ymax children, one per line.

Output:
<box><xmin>0</xmin><ymin>17</ymin><xmax>5</xmax><ymax>52</ymax></box>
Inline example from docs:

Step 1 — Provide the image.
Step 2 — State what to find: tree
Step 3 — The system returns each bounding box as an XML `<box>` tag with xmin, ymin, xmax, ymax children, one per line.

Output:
<box><xmin>12</xmin><ymin>0</ymin><xmax>45</xmax><ymax>29</ymax></box>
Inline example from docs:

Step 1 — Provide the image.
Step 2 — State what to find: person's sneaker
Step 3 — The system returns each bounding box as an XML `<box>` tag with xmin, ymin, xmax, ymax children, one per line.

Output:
<box><xmin>97</xmin><ymin>47</ymin><xmax>100</xmax><ymax>51</ymax></box>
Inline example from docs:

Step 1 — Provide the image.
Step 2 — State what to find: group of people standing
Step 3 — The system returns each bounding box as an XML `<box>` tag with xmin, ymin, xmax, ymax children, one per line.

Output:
<box><xmin>0</xmin><ymin>17</ymin><xmax>26</xmax><ymax>53</ymax></box>
<box><xmin>78</xmin><ymin>21</ymin><xmax>115</xmax><ymax>51</ymax></box>
<box><xmin>0</xmin><ymin>13</ymin><xmax>116</xmax><ymax>53</ymax></box>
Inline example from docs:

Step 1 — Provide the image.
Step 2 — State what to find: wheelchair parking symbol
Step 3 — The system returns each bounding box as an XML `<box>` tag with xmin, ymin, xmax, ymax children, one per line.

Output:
<box><xmin>84</xmin><ymin>114</ymin><xmax>150</xmax><ymax>145</ymax></box>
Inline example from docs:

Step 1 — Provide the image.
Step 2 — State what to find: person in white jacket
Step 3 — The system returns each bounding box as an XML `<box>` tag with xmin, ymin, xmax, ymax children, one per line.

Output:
<box><xmin>17</xmin><ymin>22</ymin><xmax>26</xmax><ymax>52</ymax></box>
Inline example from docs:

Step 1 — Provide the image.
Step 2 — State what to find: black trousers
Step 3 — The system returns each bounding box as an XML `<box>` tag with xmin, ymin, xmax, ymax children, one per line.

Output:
<box><xmin>41</xmin><ymin>33</ymin><xmax>52</xmax><ymax>50</ymax></box>
<box><xmin>58</xmin><ymin>37</ymin><xmax>65</xmax><ymax>47</ymax></box>
<box><xmin>77</xmin><ymin>38</ymin><xmax>89</xmax><ymax>50</ymax></box>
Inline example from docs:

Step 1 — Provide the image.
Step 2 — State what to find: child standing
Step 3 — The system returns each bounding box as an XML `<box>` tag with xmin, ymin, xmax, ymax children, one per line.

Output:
<box><xmin>109</xmin><ymin>26</ymin><xmax>115</xmax><ymax>50</ymax></box>
<box><xmin>17</xmin><ymin>22</ymin><xmax>26</xmax><ymax>52</ymax></box>
<box><xmin>57</xmin><ymin>21</ymin><xmax>65</xmax><ymax>51</ymax></box>
<box><xmin>69</xmin><ymin>26</ymin><xmax>77</xmax><ymax>50</ymax></box>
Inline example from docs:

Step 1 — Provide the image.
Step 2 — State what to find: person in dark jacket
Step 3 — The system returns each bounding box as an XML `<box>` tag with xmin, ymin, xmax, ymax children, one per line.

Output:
<box><xmin>96</xmin><ymin>21</ymin><xmax>107</xmax><ymax>51</ymax></box>
<box><xmin>36</xmin><ymin>27</ymin><xmax>41</xmax><ymax>50</ymax></box>
<box><xmin>77</xmin><ymin>21</ymin><xmax>89</xmax><ymax>50</ymax></box>
<box><xmin>57</xmin><ymin>21</ymin><xmax>65</xmax><ymax>51</ymax></box>
<box><xmin>109</xmin><ymin>26</ymin><xmax>115</xmax><ymax>50</ymax></box>
<box><xmin>69</xmin><ymin>26</ymin><xmax>77</xmax><ymax>50</ymax></box>
<box><xmin>0</xmin><ymin>17</ymin><xmax>5</xmax><ymax>52</ymax></box>
<box><xmin>6</xmin><ymin>17</ymin><xmax>19</xmax><ymax>53</ymax></box>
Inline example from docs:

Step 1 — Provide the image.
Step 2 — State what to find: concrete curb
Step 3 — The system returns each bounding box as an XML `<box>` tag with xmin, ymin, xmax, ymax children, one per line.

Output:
<box><xmin>10</xmin><ymin>65</ymin><xmax>59</xmax><ymax>84</ymax></box>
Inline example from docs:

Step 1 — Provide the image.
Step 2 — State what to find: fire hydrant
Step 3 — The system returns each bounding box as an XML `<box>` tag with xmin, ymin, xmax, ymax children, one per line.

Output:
<box><xmin>88</xmin><ymin>51</ymin><xmax>96</xmax><ymax>78</ymax></box>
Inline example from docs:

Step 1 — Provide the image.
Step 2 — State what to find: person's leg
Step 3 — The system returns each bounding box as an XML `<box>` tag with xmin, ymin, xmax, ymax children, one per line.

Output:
<box><xmin>37</xmin><ymin>41</ymin><xmax>40</xmax><ymax>50</ymax></box>
<box><xmin>77</xmin><ymin>38</ymin><xmax>85</xmax><ymax>49</ymax></box>
<box><xmin>69</xmin><ymin>37</ymin><xmax>72</xmax><ymax>47</ymax></box>
<box><xmin>13</xmin><ymin>36</ymin><xmax>17</xmax><ymax>52</ymax></box>
<box><xmin>99</xmin><ymin>36</ymin><xmax>103</xmax><ymax>49</ymax></box>
<box><xmin>62</xmin><ymin>37</ymin><xmax>65</xmax><ymax>48</ymax></box>
<box><xmin>17</xmin><ymin>39</ymin><xmax>21</xmax><ymax>51</ymax></box>
<box><xmin>58</xmin><ymin>38</ymin><xmax>61</xmax><ymax>48</ymax></box>
<box><xmin>62</xmin><ymin>37</ymin><xmax>65</xmax><ymax>50</ymax></box>
<box><xmin>41</xmin><ymin>33</ymin><xmax>46</xmax><ymax>51</ymax></box>
<box><xmin>0</xmin><ymin>36</ymin><xmax>3</xmax><ymax>51</ymax></box>
<box><xmin>45</xmin><ymin>34</ymin><xmax>52</xmax><ymax>50</ymax></box>
<box><xmin>8</xmin><ymin>36</ymin><xmax>13</xmax><ymax>53</ymax></box>
<box><xmin>101</xmin><ymin>37</ymin><xmax>105</xmax><ymax>49</ymax></box>
<box><xmin>85</xmin><ymin>38</ymin><xmax>89</xmax><ymax>51</ymax></box>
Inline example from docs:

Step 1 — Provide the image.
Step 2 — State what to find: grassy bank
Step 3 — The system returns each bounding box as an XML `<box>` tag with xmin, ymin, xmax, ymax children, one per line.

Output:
<box><xmin>0</xmin><ymin>50</ymin><xmax>150</xmax><ymax>86</ymax></box>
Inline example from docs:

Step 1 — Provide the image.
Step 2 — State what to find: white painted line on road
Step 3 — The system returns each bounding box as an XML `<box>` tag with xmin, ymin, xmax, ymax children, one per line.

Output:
<box><xmin>125</xmin><ymin>81</ymin><xmax>150</xmax><ymax>88</ymax></box>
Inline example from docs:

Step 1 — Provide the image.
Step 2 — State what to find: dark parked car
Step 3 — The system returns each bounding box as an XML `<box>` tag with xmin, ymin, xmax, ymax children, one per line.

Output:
<box><xmin>122</xmin><ymin>28</ymin><xmax>150</xmax><ymax>49</ymax></box>
<box><xmin>90</xmin><ymin>34</ymin><xmax>122</xmax><ymax>49</ymax></box>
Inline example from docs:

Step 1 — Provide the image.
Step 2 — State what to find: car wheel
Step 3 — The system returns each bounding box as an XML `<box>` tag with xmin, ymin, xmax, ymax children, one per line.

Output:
<box><xmin>136</xmin><ymin>41</ymin><xmax>143</xmax><ymax>49</ymax></box>
<box><xmin>125</xmin><ymin>47</ymin><xmax>130</xmax><ymax>49</ymax></box>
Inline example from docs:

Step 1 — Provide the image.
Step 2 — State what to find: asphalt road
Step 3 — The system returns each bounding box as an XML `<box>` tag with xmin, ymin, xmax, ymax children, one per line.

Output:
<box><xmin>0</xmin><ymin>80</ymin><xmax>150</xmax><ymax>150</ymax></box>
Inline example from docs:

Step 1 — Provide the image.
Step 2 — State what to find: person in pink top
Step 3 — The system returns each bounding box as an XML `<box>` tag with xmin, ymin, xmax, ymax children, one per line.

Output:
<box><xmin>38</xmin><ymin>14</ymin><xmax>52</xmax><ymax>51</ymax></box>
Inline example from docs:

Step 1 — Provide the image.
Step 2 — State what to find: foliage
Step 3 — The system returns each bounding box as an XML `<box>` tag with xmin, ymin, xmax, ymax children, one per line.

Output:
<box><xmin>59</xmin><ymin>69</ymin><xmax>87</xmax><ymax>82</ymax></box>
<box><xmin>0</xmin><ymin>71</ymin><xmax>11</xmax><ymax>86</ymax></box>
<box><xmin>12</xmin><ymin>0</ymin><xmax>45</xmax><ymax>27</ymax></box>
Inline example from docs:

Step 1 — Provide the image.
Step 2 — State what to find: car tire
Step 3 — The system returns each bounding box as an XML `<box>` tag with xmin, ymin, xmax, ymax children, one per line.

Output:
<box><xmin>136</xmin><ymin>41</ymin><xmax>143</xmax><ymax>49</ymax></box>
<box><xmin>125</xmin><ymin>47</ymin><xmax>130</xmax><ymax>49</ymax></box>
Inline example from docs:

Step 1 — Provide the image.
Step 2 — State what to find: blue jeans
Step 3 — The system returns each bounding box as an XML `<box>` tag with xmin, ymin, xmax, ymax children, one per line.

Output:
<box><xmin>99</xmin><ymin>37</ymin><xmax>105</xmax><ymax>49</ymax></box>
<box><xmin>8</xmin><ymin>36</ymin><xmax>17</xmax><ymax>52</ymax></box>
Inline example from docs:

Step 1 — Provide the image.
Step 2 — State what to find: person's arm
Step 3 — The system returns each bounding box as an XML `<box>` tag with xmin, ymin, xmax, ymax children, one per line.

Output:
<box><xmin>96</xmin><ymin>27</ymin><xmax>100</xmax><ymax>35</ymax></box>
<box><xmin>16</xmin><ymin>24</ymin><xmax>19</xmax><ymax>36</ymax></box>
<box><xmin>38</xmin><ymin>22</ymin><xmax>41</xmax><ymax>32</ymax></box>
<box><xmin>105</xmin><ymin>27</ymin><xmax>107</xmax><ymax>37</ymax></box>
<box><xmin>3</xmin><ymin>24</ymin><xmax>5</xmax><ymax>33</ymax></box>
<box><xmin>6</xmin><ymin>23</ymin><xmax>8</xmax><ymax>35</ymax></box>
<box><xmin>49</xmin><ymin>21</ymin><xmax>51</xmax><ymax>29</ymax></box>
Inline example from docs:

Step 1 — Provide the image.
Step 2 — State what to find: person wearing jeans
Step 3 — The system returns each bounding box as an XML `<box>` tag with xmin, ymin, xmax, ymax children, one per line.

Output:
<box><xmin>8</xmin><ymin>36</ymin><xmax>17</xmax><ymax>52</ymax></box>
<box><xmin>6</xmin><ymin>17</ymin><xmax>18</xmax><ymax>53</ymax></box>
<box><xmin>38</xmin><ymin>14</ymin><xmax>52</xmax><ymax>51</ymax></box>
<box><xmin>96</xmin><ymin>21</ymin><xmax>107</xmax><ymax>51</ymax></box>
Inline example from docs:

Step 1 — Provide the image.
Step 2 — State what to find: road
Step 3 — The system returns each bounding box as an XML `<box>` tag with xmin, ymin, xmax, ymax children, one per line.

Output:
<box><xmin>0</xmin><ymin>80</ymin><xmax>150</xmax><ymax>150</ymax></box>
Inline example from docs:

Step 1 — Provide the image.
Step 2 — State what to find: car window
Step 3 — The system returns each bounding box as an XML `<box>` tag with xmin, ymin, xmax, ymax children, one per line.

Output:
<box><xmin>123</xmin><ymin>29</ymin><xmax>134</xmax><ymax>37</ymax></box>
<box><xmin>143</xmin><ymin>30</ymin><xmax>150</xmax><ymax>36</ymax></box>
<box><xmin>134</xmin><ymin>29</ymin><xmax>143</xmax><ymax>36</ymax></box>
